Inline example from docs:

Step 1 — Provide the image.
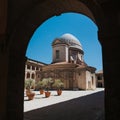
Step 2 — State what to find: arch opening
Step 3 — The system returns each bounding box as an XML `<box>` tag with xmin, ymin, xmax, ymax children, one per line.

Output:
<box><xmin>24</xmin><ymin>12</ymin><xmax>104</xmax><ymax>119</ymax></box>
<box><xmin>6</xmin><ymin>1</ymin><xmax>105</xmax><ymax>120</ymax></box>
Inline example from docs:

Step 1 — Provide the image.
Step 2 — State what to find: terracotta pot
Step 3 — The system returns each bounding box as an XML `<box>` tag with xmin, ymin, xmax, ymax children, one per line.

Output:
<box><xmin>40</xmin><ymin>89</ymin><xmax>44</xmax><ymax>94</ymax></box>
<box><xmin>57</xmin><ymin>90</ymin><xmax>62</xmax><ymax>96</ymax></box>
<box><xmin>45</xmin><ymin>91</ymin><xmax>51</xmax><ymax>98</ymax></box>
<box><xmin>26</xmin><ymin>89</ymin><xmax>31</xmax><ymax>96</ymax></box>
<box><xmin>27</xmin><ymin>92</ymin><xmax>35</xmax><ymax>100</ymax></box>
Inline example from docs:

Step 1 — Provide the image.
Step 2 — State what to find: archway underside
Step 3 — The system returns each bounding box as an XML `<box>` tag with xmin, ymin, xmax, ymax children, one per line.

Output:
<box><xmin>6</xmin><ymin>1</ymin><xmax>107</xmax><ymax>120</ymax></box>
<box><xmin>9</xmin><ymin>0</ymin><xmax>103</xmax><ymax>56</ymax></box>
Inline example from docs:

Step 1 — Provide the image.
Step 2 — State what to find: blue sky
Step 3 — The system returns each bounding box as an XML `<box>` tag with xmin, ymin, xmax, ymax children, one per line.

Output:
<box><xmin>26</xmin><ymin>12</ymin><xmax>102</xmax><ymax>71</ymax></box>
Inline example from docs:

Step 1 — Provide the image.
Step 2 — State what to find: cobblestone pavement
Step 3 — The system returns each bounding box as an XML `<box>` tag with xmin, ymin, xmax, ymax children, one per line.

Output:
<box><xmin>24</xmin><ymin>88</ymin><xmax>104</xmax><ymax>120</ymax></box>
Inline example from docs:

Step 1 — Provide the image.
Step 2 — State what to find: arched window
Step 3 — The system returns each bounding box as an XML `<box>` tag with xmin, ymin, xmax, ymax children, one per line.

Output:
<box><xmin>32</xmin><ymin>66</ymin><xmax>35</xmax><ymax>70</ymax></box>
<box><xmin>56</xmin><ymin>50</ymin><xmax>60</xmax><ymax>59</ymax></box>
<box><xmin>27</xmin><ymin>65</ymin><xmax>30</xmax><ymax>69</ymax></box>
<box><xmin>27</xmin><ymin>72</ymin><xmax>30</xmax><ymax>78</ymax></box>
<box><xmin>31</xmin><ymin>73</ymin><xmax>35</xmax><ymax>79</ymax></box>
<box><xmin>36</xmin><ymin>67</ymin><xmax>39</xmax><ymax>70</ymax></box>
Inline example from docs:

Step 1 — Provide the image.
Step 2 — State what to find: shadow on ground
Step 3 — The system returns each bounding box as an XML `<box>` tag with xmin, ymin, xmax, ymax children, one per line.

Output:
<box><xmin>24</xmin><ymin>91</ymin><xmax>104</xmax><ymax>120</ymax></box>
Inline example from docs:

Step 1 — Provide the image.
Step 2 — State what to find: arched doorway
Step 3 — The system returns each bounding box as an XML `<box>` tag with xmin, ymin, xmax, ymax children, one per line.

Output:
<box><xmin>6</xmin><ymin>1</ymin><xmax>118</xmax><ymax>120</ymax></box>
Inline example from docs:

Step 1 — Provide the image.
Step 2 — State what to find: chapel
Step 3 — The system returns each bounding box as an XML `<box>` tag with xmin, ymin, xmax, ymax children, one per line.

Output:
<box><xmin>36</xmin><ymin>33</ymin><xmax>96</xmax><ymax>90</ymax></box>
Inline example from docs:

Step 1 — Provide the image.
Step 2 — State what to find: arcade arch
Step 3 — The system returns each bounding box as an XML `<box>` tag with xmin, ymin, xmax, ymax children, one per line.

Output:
<box><xmin>4</xmin><ymin>1</ymin><xmax>119</xmax><ymax>120</ymax></box>
<box><xmin>7</xmin><ymin>1</ymin><xmax>104</xmax><ymax>120</ymax></box>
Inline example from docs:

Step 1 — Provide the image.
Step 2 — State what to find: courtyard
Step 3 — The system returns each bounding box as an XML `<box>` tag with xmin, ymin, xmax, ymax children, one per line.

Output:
<box><xmin>24</xmin><ymin>88</ymin><xmax>104</xmax><ymax>120</ymax></box>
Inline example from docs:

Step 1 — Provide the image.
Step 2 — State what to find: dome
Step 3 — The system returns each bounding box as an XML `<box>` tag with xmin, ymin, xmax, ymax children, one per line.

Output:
<box><xmin>59</xmin><ymin>33</ymin><xmax>83</xmax><ymax>50</ymax></box>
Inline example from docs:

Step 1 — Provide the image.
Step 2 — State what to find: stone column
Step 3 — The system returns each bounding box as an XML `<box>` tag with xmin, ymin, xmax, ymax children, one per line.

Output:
<box><xmin>6</xmin><ymin>50</ymin><xmax>27</xmax><ymax>120</ymax></box>
<box><xmin>98</xmin><ymin>2</ymin><xmax>120</xmax><ymax>119</ymax></box>
<box><xmin>0</xmin><ymin>35</ymin><xmax>8</xmax><ymax>120</ymax></box>
<box><xmin>98</xmin><ymin>31</ymin><xmax>120</xmax><ymax>120</ymax></box>
<box><xmin>0</xmin><ymin>0</ymin><xmax>7</xmax><ymax>119</ymax></box>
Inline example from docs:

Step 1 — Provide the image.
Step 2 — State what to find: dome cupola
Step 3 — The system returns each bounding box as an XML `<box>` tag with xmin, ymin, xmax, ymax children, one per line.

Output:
<box><xmin>58</xmin><ymin>33</ymin><xmax>83</xmax><ymax>50</ymax></box>
<box><xmin>52</xmin><ymin>33</ymin><xmax>84</xmax><ymax>64</ymax></box>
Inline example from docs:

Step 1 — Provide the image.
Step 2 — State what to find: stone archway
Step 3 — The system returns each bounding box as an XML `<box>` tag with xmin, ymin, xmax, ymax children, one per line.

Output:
<box><xmin>7</xmin><ymin>1</ymin><xmax>105</xmax><ymax>120</ymax></box>
<box><xmin>2</xmin><ymin>1</ymin><xmax>119</xmax><ymax>120</ymax></box>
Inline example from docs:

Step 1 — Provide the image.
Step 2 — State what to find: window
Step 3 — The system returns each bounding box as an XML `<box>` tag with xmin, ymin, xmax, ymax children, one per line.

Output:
<box><xmin>31</xmin><ymin>73</ymin><xmax>35</xmax><ymax>79</ymax></box>
<box><xmin>27</xmin><ymin>65</ymin><xmax>30</xmax><ymax>69</ymax></box>
<box><xmin>27</xmin><ymin>72</ymin><xmax>30</xmax><ymax>78</ymax></box>
<box><xmin>91</xmin><ymin>76</ymin><xmax>94</xmax><ymax>85</ymax></box>
<box><xmin>56</xmin><ymin>50</ymin><xmax>60</xmax><ymax>59</ymax></box>
<box><xmin>36</xmin><ymin>67</ymin><xmax>39</xmax><ymax>70</ymax></box>
<box><xmin>32</xmin><ymin>66</ymin><xmax>35</xmax><ymax>70</ymax></box>
<box><xmin>97</xmin><ymin>76</ymin><xmax>102</xmax><ymax>80</ymax></box>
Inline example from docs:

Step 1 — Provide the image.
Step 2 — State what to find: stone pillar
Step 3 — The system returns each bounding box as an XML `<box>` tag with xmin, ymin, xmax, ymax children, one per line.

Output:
<box><xmin>98</xmin><ymin>31</ymin><xmax>120</xmax><ymax>120</ymax></box>
<box><xmin>6</xmin><ymin>49</ymin><xmax>27</xmax><ymax>120</ymax></box>
<box><xmin>0</xmin><ymin>35</ymin><xmax>8</xmax><ymax>120</ymax></box>
<box><xmin>98</xmin><ymin>2</ymin><xmax>120</xmax><ymax>119</ymax></box>
<box><xmin>0</xmin><ymin>0</ymin><xmax>7</xmax><ymax>119</ymax></box>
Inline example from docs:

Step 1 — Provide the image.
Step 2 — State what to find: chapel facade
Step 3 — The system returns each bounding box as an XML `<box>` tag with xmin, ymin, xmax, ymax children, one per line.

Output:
<box><xmin>36</xmin><ymin>33</ymin><xmax>96</xmax><ymax>90</ymax></box>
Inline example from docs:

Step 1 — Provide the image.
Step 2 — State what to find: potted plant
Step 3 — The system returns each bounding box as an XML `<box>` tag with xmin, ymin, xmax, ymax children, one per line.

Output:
<box><xmin>41</xmin><ymin>77</ymin><xmax>53</xmax><ymax>97</ymax></box>
<box><xmin>36</xmin><ymin>80</ymin><xmax>45</xmax><ymax>94</ymax></box>
<box><xmin>24</xmin><ymin>79</ymin><xmax>35</xmax><ymax>100</ymax></box>
<box><xmin>52</xmin><ymin>79</ymin><xmax>64</xmax><ymax>95</ymax></box>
